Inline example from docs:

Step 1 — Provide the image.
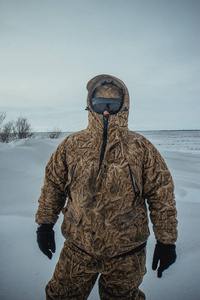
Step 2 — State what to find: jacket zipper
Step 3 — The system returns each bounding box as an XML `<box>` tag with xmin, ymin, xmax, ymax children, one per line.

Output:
<box><xmin>98</xmin><ymin>115</ymin><xmax>109</xmax><ymax>172</ymax></box>
<box><xmin>128</xmin><ymin>164</ymin><xmax>140</xmax><ymax>199</ymax></box>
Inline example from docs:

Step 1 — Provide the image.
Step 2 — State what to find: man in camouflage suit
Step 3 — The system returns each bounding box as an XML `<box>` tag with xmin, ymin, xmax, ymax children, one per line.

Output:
<box><xmin>36</xmin><ymin>74</ymin><xmax>178</xmax><ymax>299</ymax></box>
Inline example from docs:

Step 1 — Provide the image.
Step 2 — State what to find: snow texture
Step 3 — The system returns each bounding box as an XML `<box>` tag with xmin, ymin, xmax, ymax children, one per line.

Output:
<box><xmin>0</xmin><ymin>130</ymin><xmax>200</xmax><ymax>300</ymax></box>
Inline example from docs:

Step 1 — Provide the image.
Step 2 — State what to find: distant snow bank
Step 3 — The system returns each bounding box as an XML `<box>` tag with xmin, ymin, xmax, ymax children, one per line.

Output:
<box><xmin>139</xmin><ymin>130</ymin><xmax>200</xmax><ymax>153</ymax></box>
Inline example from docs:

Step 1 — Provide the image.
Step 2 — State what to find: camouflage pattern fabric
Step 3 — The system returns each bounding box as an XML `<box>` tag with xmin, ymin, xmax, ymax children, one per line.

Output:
<box><xmin>46</xmin><ymin>241</ymin><xmax>146</xmax><ymax>299</ymax></box>
<box><xmin>36</xmin><ymin>74</ymin><xmax>178</xmax><ymax>299</ymax></box>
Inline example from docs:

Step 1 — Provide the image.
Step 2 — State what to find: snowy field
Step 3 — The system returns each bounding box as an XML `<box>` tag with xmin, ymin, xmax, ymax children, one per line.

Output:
<box><xmin>0</xmin><ymin>130</ymin><xmax>200</xmax><ymax>300</ymax></box>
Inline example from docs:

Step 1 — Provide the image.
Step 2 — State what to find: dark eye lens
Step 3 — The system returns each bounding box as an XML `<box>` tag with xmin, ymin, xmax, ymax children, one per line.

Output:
<box><xmin>91</xmin><ymin>99</ymin><xmax>107</xmax><ymax>113</ymax></box>
<box><xmin>108</xmin><ymin>103</ymin><xmax>121</xmax><ymax>113</ymax></box>
<box><xmin>93</xmin><ymin>103</ymin><xmax>106</xmax><ymax>111</ymax></box>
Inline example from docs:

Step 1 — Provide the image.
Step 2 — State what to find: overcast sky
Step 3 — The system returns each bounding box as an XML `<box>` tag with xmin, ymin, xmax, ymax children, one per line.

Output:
<box><xmin>0</xmin><ymin>0</ymin><xmax>199</xmax><ymax>132</ymax></box>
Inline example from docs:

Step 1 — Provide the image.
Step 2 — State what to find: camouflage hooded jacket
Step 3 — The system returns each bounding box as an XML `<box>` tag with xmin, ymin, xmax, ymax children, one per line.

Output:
<box><xmin>35</xmin><ymin>74</ymin><xmax>178</xmax><ymax>258</ymax></box>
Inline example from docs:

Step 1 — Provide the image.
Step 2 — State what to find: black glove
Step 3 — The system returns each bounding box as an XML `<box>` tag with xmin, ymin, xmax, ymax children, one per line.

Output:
<box><xmin>152</xmin><ymin>240</ymin><xmax>176</xmax><ymax>278</ymax></box>
<box><xmin>36</xmin><ymin>224</ymin><xmax>56</xmax><ymax>259</ymax></box>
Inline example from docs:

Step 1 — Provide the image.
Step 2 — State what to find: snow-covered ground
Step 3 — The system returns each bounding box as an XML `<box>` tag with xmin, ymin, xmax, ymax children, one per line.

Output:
<box><xmin>0</xmin><ymin>130</ymin><xmax>199</xmax><ymax>300</ymax></box>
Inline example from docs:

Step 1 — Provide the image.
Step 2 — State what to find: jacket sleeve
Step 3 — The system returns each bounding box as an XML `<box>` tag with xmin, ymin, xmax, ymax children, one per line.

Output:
<box><xmin>143</xmin><ymin>140</ymin><xmax>178</xmax><ymax>244</ymax></box>
<box><xmin>35</xmin><ymin>141</ymin><xmax>68</xmax><ymax>225</ymax></box>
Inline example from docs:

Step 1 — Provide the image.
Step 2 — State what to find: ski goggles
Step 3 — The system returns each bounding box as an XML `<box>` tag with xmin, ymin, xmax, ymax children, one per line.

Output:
<box><xmin>90</xmin><ymin>97</ymin><xmax>123</xmax><ymax>115</ymax></box>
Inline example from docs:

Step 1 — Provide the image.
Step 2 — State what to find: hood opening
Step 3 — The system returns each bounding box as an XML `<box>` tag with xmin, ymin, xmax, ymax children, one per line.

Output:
<box><xmin>86</xmin><ymin>74</ymin><xmax>130</xmax><ymax>132</ymax></box>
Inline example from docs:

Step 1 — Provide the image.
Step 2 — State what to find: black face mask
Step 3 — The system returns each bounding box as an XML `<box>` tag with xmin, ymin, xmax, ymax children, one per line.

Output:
<box><xmin>90</xmin><ymin>97</ymin><xmax>123</xmax><ymax>115</ymax></box>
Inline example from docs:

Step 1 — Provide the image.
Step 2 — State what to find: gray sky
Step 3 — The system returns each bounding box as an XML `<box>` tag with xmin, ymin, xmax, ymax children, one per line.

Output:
<box><xmin>0</xmin><ymin>0</ymin><xmax>199</xmax><ymax>132</ymax></box>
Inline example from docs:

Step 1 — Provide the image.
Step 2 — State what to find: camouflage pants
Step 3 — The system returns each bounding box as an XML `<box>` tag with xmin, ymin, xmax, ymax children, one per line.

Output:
<box><xmin>46</xmin><ymin>241</ymin><xmax>146</xmax><ymax>300</ymax></box>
